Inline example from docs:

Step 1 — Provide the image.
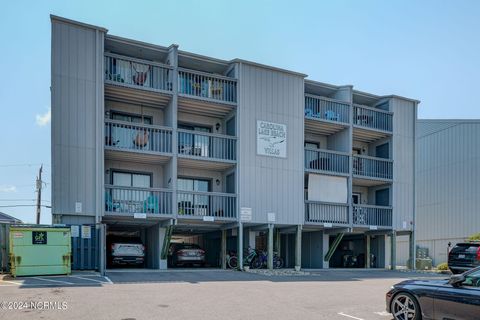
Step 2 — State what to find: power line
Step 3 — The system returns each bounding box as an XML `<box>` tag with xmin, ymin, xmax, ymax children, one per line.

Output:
<box><xmin>0</xmin><ymin>205</ymin><xmax>51</xmax><ymax>208</ymax></box>
<box><xmin>0</xmin><ymin>163</ymin><xmax>51</xmax><ymax>168</ymax></box>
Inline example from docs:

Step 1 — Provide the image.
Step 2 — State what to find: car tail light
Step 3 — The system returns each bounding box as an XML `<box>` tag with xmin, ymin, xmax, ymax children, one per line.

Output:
<box><xmin>111</xmin><ymin>244</ymin><xmax>115</xmax><ymax>251</ymax></box>
<box><xmin>476</xmin><ymin>247</ymin><xmax>480</xmax><ymax>261</ymax></box>
<box><xmin>199</xmin><ymin>250</ymin><xmax>205</xmax><ymax>255</ymax></box>
<box><xmin>142</xmin><ymin>245</ymin><xmax>146</xmax><ymax>252</ymax></box>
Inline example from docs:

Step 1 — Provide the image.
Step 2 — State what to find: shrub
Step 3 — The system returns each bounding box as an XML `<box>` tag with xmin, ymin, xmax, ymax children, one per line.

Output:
<box><xmin>467</xmin><ymin>233</ymin><xmax>480</xmax><ymax>241</ymax></box>
<box><xmin>437</xmin><ymin>262</ymin><xmax>449</xmax><ymax>271</ymax></box>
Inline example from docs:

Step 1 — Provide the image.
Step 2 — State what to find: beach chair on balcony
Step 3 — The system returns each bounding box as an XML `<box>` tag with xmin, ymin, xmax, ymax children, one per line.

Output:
<box><xmin>143</xmin><ymin>195</ymin><xmax>159</xmax><ymax>214</ymax></box>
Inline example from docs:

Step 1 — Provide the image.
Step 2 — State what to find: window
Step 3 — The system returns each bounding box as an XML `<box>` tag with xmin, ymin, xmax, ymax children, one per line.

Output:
<box><xmin>463</xmin><ymin>269</ymin><xmax>480</xmax><ymax>287</ymax></box>
<box><xmin>352</xmin><ymin>193</ymin><xmax>361</xmax><ymax>205</ymax></box>
<box><xmin>108</xmin><ymin>111</ymin><xmax>153</xmax><ymax>150</ymax></box>
<box><xmin>305</xmin><ymin>141</ymin><xmax>319</xmax><ymax>149</ymax></box>
<box><xmin>111</xmin><ymin>111</ymin><xmax>152</xmax><ymax>124</ymax></box>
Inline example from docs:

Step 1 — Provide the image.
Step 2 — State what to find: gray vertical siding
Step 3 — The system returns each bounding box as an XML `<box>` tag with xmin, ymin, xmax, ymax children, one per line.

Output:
<box><xmin>414</xmin><ymin>120</ymin><xmax>480</xmax><ymax>264</ymax></box>
<box><xmin>238</xmin><ymin>63</ymin><xmax>305</xmax><ymax>225</ymax></box>
<box><xmin>51</xmin><ymin>18</ymin><xmax>105</xmax><ymax>218</ymax></box>
<box><xmin>391</xmin><ymin>97</ymin><xmax>417</xmax><ymax>231</ymax></box>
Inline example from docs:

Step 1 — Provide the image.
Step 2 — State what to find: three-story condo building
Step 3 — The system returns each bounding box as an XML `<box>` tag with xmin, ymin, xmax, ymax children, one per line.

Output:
<box><xmin>51</xmin><ymin>16</ymin><xmax>418</xmax><ymax>273</ymax></box>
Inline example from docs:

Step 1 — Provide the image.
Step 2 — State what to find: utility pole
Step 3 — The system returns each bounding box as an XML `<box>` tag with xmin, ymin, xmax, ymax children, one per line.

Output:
<box><xmin>35</xmin><ymin>164</ymin><xmax>43</xmax><ymax>224</ymax></box>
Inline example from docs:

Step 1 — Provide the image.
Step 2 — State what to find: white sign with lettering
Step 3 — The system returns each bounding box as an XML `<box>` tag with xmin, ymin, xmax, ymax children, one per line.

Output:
<box><xmin>71</xmin><ymin>225</ymin><xmax>79</xmax><ymax>238</ymax></box>
<box><xmin>257</xmin><ymin>120</ymin><xmax>287</xmax><ymax>158</ymax></box>
<box><xmin>240</xmin><ymin>207</ymin><xmax>252</xmax><ymax>222</ymax></box>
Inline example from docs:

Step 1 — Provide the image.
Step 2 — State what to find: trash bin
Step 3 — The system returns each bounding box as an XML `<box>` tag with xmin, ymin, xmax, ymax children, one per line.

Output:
<box><xmin>9</xmin><ymin>225</ymin><xmax>71</xmax><ymax>277</ymax></box>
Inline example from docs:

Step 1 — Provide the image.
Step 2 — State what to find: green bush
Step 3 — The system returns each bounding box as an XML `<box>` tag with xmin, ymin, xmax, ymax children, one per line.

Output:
<box><xmin>436</xmin><ymin>262</ymin><xmax>449</xmax><ymax>271</ymax></box>
<box><xmin>467</xmin><ymin>233</ymin><xmax>480</xmax><ymax>241</ymax></box>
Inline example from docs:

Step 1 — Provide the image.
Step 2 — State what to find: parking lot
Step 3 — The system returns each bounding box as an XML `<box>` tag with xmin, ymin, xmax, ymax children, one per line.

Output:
<box><xmin>0</xmin><ymin>269</ymin><xmax>446</xmax><ymax>320</ymax></box>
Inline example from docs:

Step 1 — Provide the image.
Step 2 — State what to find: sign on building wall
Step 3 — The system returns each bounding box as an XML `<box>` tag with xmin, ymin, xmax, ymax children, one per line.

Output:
<box><xmin>257</xmin><ymin>120</ymin><xmax>287</xmax><ymax>158</ymax></box>
<box><xmin>240</xmin><ymin>207</ymin><xmax>252</xmax><ymax>222</ymax></box>
<box><xmin>81</xmin><ymin>226</ymin><xmax>91</xmax><ymax>239</ymax></box>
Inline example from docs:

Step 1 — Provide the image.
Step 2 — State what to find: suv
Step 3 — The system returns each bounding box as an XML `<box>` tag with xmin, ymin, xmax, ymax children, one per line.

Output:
<box><xmin>108</xmin><ymin>237</ymin><xmax>145</xmax><ymax>267</ymax></box>
<box><xmin>448</xmin><ymin>242</ymin><xmax>480</xmax><ymax>274</ymax></box>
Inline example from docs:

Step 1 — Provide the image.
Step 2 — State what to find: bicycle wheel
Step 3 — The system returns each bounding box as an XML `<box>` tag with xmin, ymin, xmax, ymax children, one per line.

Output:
<box><xmin>274</xmin><ymin>257</ymin><xmax>284</xmax><ymax>269</ymax></box>
<box><xmin>228</xmin><ymin>256</ymin><xmax>238</xmax><ymax>269</ymax></box>
<box><xmin>250</xmin><ymin>256</ymin><xmax>262</xmax><ymax>269</ymax></box>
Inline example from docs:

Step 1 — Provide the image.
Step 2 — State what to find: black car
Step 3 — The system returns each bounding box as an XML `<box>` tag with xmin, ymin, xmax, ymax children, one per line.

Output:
<box><xmin>386</xmin><ymin>266</ymin><xmax>480</xmax><ymax>320</ymax></box>
<box><xmin>168</xmin><ymin>243</ymin><xmax>206</xmax><ymax>267</ymax></box>
<box><xmin>448</xmin><ymin>242</ymin><xmax>480</xmax><ymax>274</ymax></box>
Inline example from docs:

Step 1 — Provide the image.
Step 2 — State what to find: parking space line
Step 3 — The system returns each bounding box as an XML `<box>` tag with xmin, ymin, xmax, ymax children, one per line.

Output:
<box><xmin>33</xmin><ymin>277</ymin><xmax>74</xmax><ymax>285</ymax></box>
<box><xmin>70</xmin><ymin>276</ymin><xmax>108</xmax><ymax>284</ymax></box>
<box><xmin>104</xmin><ymin>276</ymin><xmax>113</xmax><ymax>284</ymax></box>
<box><xmin>338</xmin><ymin>312</ymin><xmax>364</xmax><ymax>320</ymax></box>
<box><xmin>0</xmin><ymin>280</ymin><xmax>21</xmax><ymax>286</ymax></box>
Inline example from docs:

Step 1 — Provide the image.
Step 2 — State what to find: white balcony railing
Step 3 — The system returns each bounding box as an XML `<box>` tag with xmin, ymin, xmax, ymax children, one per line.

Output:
<box><xmin>105</xmin><ymin>119</ymin><xmax>173</xmax><ymax>154</ymax></box>
<box><xmin>353</xmin><ymin>155</ymin><xmax>393</xmax><ymax>180</ymax></box>
<box><xmin>353</xmin><ymin>104</ymin><xmax>393</xmax><ymax>132</ymax></box>
<box><xmin>177</xmin><ymin>191</ymin><xmax>236</xmax><ymax>219</ymax></box>
<box><xmin>305</xmin><ymin>95</ymin><xmax>350</xmax><ymax>124</ymax></box>
<box><xmin>178</xmin><ymin>130</ymin><xmax>236</xmax><ymax>161</ymax></box>
<box><xmin>305</xmin><ymin>201</ymin><xmax>349</xmax><ymax>224</ymax></box>
<box><xmin>105</xmin><ymin>185</ymin><xmax>173</xmax><ymax>215</ymax></box>
<box><xmin>353</xmin><ymin>204</ymin><xmax>392</xmax><ymax>227</ymax></box>
<box><xmin>178</xmin><ymin>68</ymin><xmax>237</xmax><ymax>104</ymax></box>
<box><xmin>305</xmin><ymin>148</ymin><xmax>349</xmax><ymax>175</ymax></box>
<box><xmin>104</xmin><ymin>53</ymin><xmax>173</xmax><ymax>92</ymax></box>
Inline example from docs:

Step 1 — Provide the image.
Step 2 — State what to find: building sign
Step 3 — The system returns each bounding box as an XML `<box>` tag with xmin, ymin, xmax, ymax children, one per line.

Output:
<box><xmin>240</xmin><ymin>207</ymin><xmax>252</xmax><ymax>222</ymax></box>
<box><xmin>134</xmin><ymin>213</ymin><xmax>147</xmax><ymax>219</ymax></box>
<box><xmin>257</xmin><ymin>120</ymin><xmax>287</xmax><ymax>158</ymax></box>
<box><xmin>32</xmin><ymin>231</ymin><xmax>47</xmax><ymax>245</ymax></box>
<box><xmin>71</xmin><ymin>225</ymin><xmax>79</xmax><ymax>238</ymax></box>
<box><xmin>81</xmin><ymin>226</ymin><xmax>91</xmax><ymax>239</ymax></box>
<box><xmin>267</xmin><ymin>212</ymin><xmax>276</xmax><ymax>223</ymax></box>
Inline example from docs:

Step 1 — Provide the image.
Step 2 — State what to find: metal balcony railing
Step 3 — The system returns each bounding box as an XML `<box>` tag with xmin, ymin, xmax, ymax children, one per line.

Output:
<box><xmin>352</xmin><ymin>204</ymin><xmax>392</xmax><ymax>227</ymax></box>
<box><xmin>353</xmin><ymin>104</ymin><xmax>393</xmax><ymax>132</ymax></box>
<box><xmin>178</xmin><ymin>68</ymin><xmax>237</xmax><ymax>103</ymax></box>
<box><xmin>305</xmin><ymin>148</ymin><xmax>349</xmax><ymax>175</ymax></box>
<box><xmin>105</xmin><ymin>185</ymin><xmax>173</xmax><ymax>215</ymax></box>
<box><xmin>304</xmin><ymin>95</ymin><xmax>350</xmax><ymax>124</ymax></box>
<box><xmin>105</xmin><ymin>119</ymin><xmax>173</xmax><ymax>154</ymax></box>
<box><xmin>177</xmin><ymin>191</ymin><xmax>236</xmax><ymax>219</ymax></box>
<box><xmin>104</xmin><ymin>53</ymin><xmax>173</xmax><ymax>92</ymax></box>
<box><xmin>178</xmin><ymin>130</ymin><xmax>236</xmax><ymax>161</ymax></box>
<box><xmin>305</xmin><ymin>201</ymin><xmax>349</xmax><ymax>224</ymax></box>
<box><xmin>353</xmin><ymin>155</ymin><xmax>393</xmax><ymax>180</ymax></box>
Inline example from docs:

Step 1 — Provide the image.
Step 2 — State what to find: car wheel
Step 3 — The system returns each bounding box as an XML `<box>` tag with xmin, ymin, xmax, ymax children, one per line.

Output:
<box><xmin>391</xmin><ymin>292</ymin><xmax>421</xmax><ymax>320</ymax></box>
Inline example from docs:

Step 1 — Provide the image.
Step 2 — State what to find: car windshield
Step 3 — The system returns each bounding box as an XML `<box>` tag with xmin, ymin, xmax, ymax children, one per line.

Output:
<box><xmin>451</xmin><ymin>244</ymin><xmax>479</xmax><ymax>253</ymax></box>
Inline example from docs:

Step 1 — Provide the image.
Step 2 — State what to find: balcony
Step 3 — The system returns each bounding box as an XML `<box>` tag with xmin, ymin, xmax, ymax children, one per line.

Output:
<box><xmin>353</xmin><ymin>155</ymin><xmax>393</xmax><ymax>184</ymax></box>
<box><xmin>105</xmin><ymin>185</ymin><xmax>173</xmax><ymax>215</ymax></box>
<box><xmin>305</xmin><ymin>201</ymin><xmax>349</xmax><ymax>225</ymax></box>
<box><xmin>305</xmin><ymin>95</ymin><xmax>350</xmax><ymax>135</ymax></box>
<box><xmin>305</xmin><ymin>148</ymin><xmax>349</xmax><ymax>176</ymax></box>
<box><xmin>104</xmin><ymin>120</ymin><xmax>173</xmax><ymax>162</ymax></box>
<box><xmin>177</xmin><ymin>191</ymin><xmax>237</xmax><ymax>220</ymax></box>
<box><xmin>177</xmin><ymin>130</ymin><xmax>236</xmax><ymax>170</ymax></box>
<box><xmin>353</xmin><ymin>204</ymin><xmax>392</xmax><ymax>228</ymax></box>
<box><xmin>353</xmin><ymin>104</ymin><xmax>393</xmax><ymax>142</ymax></box>
<box><xmin>178</xmin><ymin>68</ymin><xmax>237</xmax><ymax>104</ymax></box>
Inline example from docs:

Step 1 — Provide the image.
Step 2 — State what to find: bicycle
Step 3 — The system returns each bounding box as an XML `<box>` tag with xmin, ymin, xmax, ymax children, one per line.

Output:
<box><xmin>227</xmin><ymin>247</ymin><xmax>262</xmax><ymax>269</ymax></box>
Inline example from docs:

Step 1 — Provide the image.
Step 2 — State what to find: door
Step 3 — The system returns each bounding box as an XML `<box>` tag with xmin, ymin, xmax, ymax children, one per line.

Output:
<box><xmin>109</xmin><ymin>112</ymin><xmax>152</xmax><ymax>150</ymax></box>
<box><xmin>178</xmin><ymin>178</ymin><xmax>211</xmax><ymax>215</ymax></box>
<box><xmin>375</xmin><ymin>188</ymin><xmax>390</xmax><ymax>206</ymax></box>
<box><xmin>375</xmin><ymin>143</ymin><xmax>389</xmax><ymax>159</ymax></box>
<box><xmin>434</xmin><ymin>268</ymin><xmax>480</xmax><ymax>320</ymax></box>
<box><xmin>178</xmin><ymin>124</ymin><xmax>211</xmax><ymax>157</ymax></box>
<box><xmin>111</xmin><ymin>171</ymin><xmax>152</xmax><ymax>213</ymax></box>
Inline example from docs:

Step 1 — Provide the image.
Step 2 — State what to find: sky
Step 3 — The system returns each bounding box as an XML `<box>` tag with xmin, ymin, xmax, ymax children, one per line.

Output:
<box><xmin>0</xmin><ymin>0</ymin><xmax>479</xmax><ymax>224</ymax></box>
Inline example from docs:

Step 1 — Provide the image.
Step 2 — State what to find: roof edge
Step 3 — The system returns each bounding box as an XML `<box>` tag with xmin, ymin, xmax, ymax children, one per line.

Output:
<box><xmin>50</xmin><ymin>15</ymin><xmax>108</xmax><ymax>33</ymax></box>
<box><xmin>231</xmin><ymin>59</ymin><xmax>307</xmax><ymax>78</ymax></box>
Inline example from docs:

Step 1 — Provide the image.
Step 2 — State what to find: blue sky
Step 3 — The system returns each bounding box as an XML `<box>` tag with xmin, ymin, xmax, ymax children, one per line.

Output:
<box><xmin>1</xmin><ymin>0</ymin><xmax>479</xmax><ymax>223</ymax></box>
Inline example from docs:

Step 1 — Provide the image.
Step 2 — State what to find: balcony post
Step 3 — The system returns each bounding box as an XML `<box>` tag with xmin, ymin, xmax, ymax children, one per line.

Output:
<box><xmin>322</xmin><ymin>232</ymin><xmax>329</xmax><ymax>269</ymax></box>
<box><xmin>221</xmin><ymin>229</ymin><xmax>227</xmax><ymax>269</ymax></box>
<box><xmin>390</xmin><ymin>231</ymin><xmax>397</xmax><ymax>270</ymax></box>
<box><xmin>365</xmin><ymin>234</ymin><xmax>371</xmax><ymax>268</ymax></box>
<box><xmin>295</xmin><ymin>225</ymin><xmax>302</xmax><ymax>271</ymax></box>
<box><xmin>267</xmin><ymin>224</ymin><xmax>274</xmax><ymax>270</ymax></box>
<box><xmin>238</xmin><ymin>222</ymin><xmax>244</xmax><ymax>270</ymax></box>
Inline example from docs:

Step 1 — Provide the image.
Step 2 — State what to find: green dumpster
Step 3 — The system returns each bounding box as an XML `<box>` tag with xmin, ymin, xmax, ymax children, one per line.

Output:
<box><xmin>9</xmin><ymin>225</ymin><xmax>71</xmax><ymax>277</ymax></box>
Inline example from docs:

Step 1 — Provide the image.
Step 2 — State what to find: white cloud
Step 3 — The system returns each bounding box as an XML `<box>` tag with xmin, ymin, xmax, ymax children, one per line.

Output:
<box><xmin>0</xmin><ymin>185</ymin><xmax>16</xmax><ymax>193</ymax></box>
<box><xmin>36</xmin><ymin>108</ymin><xmax>51</xmax><ymax>126</ymax></box>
